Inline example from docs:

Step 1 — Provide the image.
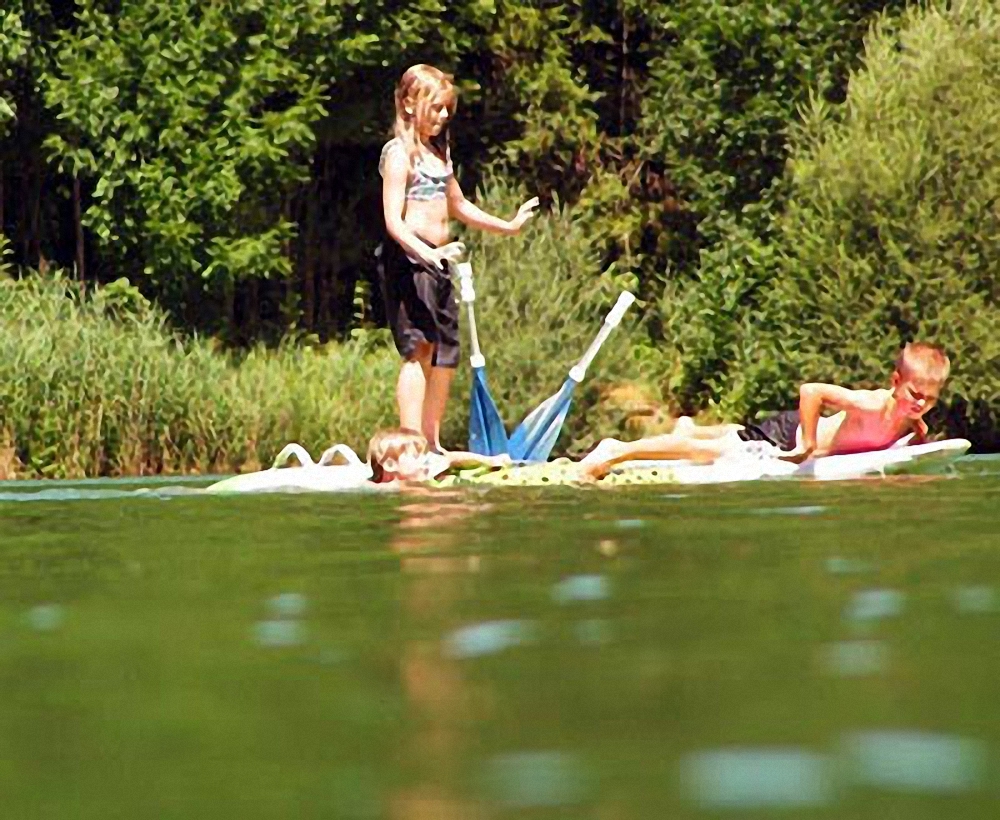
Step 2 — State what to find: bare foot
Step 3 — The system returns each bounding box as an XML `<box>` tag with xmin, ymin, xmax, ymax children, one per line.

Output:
<box><xmin>579</xmin><ymin>438</ymin><xmax>625</xmax><ymax>466</ymax></box>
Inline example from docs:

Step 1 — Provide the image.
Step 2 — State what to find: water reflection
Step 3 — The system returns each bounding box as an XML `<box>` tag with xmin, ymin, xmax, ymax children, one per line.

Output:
<box><xmin>483</xmin><ymin>751</ymin><xmax>590</xmax><ymax>809</ymax></box>
<box><xmin>821</xmin><ymin>640</ymin><xmax>889</xmax><ymax>677</ymax></box>
<box><xmin>268</xmin><ymin>592</ymin><xmax>307</xmax><ymax>618</ymax></box>
<box><xmin>443</xmin><ymin>620</ymin><xmax>537</xmax><ymax>660</ymax></box>
<box><xmin>575</xmin><ymin>618</ymin><xmax>613</xmax><ymax>647</ymax></box>
<box><xmin>844</xmin><ymin>588</ymin><xmax>905</xmax><ymax>626</ymax></box>
<box><xmin>25</xmin><ymin>603</ymin><xmax>65</xmax><ymax>632</ymax></box>
<box><xmin>552</xmin><ymin>574</ymin><xmax>610</xmax><ymax>604</ymax></box>
<box><xmin>253</xmin><ymin>619</ymin><xmax>305</xmax><ymax>648</ymax></box>
<box><xmin>952</xmin><ymin>585</ymin><xmax>996</xmax><ymax>614</ymax></box>
<box><xmin>681</xmin><ymin>748</ymin><xmax>833</xmax><ymax>809</ymax></box>
<box><xmin>390</xmin><ymin>493</ymin><xmax>492</xmax><ymax>820</ymax></box>
<box><xmin>750</xmin><ymin>505</ymin><xmax>828</xmax><ymax>516</ymax></box>
<box><xmin>842</xmin><ymin>730</ymin><xmax>987</xmax><ymax>793</ymax></box>
<box><xmin>826</xmin><ymin>556</ymin><xmax>873</xmax><ymax>575</ymax></box>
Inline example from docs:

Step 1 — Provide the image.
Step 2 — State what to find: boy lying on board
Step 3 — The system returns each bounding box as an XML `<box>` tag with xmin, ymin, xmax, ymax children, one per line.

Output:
<box><xmin>581</xmin><ymin>342</ymin><xmax>951</xmax><ymax>479</ymax></box>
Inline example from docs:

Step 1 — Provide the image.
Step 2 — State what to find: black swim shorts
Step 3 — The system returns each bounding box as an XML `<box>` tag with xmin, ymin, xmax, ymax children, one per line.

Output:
<box><xmin>376</xmin><ymin>238</ymin><xmax>460</xmax><ymax>368</ymax></box>
<box><xmin>738</xmin><ymin>410</ymin><xmax>800</xmax><ymax>451</ymax></box>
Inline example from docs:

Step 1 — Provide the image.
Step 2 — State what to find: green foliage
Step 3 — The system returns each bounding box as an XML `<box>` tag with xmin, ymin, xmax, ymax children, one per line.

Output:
<box><xmin>42</xmin><ymin>0</ymin><xmax>346</xmax><ymax>288</ymax></box>
<box><xmin>732</xmin><ymin>0</ymin><xmax>1000</xmax><ymax>445</ymax></box>
<box><xmin>0</xmin><ymin>271</ymin><xmax>399</xmax><ymax>478</ymax></box>
<box><xmin>641</xmin><ymin>0</ymin><xmax>909</xmax><ymax>409</ymax></box>
<box><xmin>0</xmin><ymin>4</ymin><xmax>31</xmax><ymax>132</ymax></box>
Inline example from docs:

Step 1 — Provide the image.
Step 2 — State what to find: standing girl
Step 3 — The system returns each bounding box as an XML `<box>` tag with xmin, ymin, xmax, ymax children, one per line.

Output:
<box><xmin>378</xmin><ymin>64</ymin><xmax>538</xmax><ymax>451</ymax></box>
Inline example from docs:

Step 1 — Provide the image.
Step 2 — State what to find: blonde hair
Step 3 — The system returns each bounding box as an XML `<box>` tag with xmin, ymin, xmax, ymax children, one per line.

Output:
<box><xmin>367</xmin><ymin>428</ymin><xmax>429</xmax><ymax>483</ymax></box>
<box><xmin>393</xmin><ymin>64</ymin><xmax>456</xmax><ymax>168</ymax></box>
<box><xmin>895</xmin><ymin>342</ymin><xmax>951</xmax><ymax>384</ymax></box>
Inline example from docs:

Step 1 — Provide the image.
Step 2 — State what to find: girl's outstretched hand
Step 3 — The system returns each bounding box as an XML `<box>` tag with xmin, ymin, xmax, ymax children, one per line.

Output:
<box><xmin>507</xmin><ymin>197</ymin><xmax>540</xmax><ymax>234</ymax></box>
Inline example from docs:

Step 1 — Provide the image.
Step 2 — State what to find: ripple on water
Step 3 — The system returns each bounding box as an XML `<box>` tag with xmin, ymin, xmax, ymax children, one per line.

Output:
<box><xmin>681</xmin><ymin>748</ymin><xmax>833</xmax><ymax>809</ymax></box>
<box><xmin>443</xmin><ymin>620</ymin><xmax>537</xmax><ymax>660</ymax></box>
<box><xmin>483</xmin><ymin>751</ymin><xmax>589</xmax><ymax>809</ymax></box>
<box><xmin>254</xmin><ymin>619</ymin><xmax>306</xmax><ymax>648</ymax></box>
<box><xmin>826</xmin><ymin>556</ymin><xmax>873</xmax><ymax>575</ymax></box>
<box><xmin>821</xmin><ymin>640</ymin><xmax>889</xmax><ymax>677</ymax></box>
<box><xmin>844</xmin><ymin>589</ymin><xmax>905</xmax><ymax>626</ymax></box>
<box><xmin>552</xmin><ymin>574</ymin><xmax>610</xmax><ymax>604</ymax></box>
<box><xmin>952</xmin><ymin>585</ymin><xmax>996</xmax><ymax>614</ymax></box>
<box><xmin>268</xmin><ymin>592</ymin><xmax>307</xmax><ymax>618</ymax></box>
<box><xmin>841</xmin><ymin>730</ymin><xmax>987</xmax><ymax>793</ymax></box>
<box><xmin>575</xmin><ymin>619</ymin><xmax>613</xmax><ymax>647</ymax></box>
<box><xmin>749</xmin><ymin>505</ymin><xmax>828</xmax><ymax>516</ymax></box>
<box><xmin>25</xmin><ymin>604</ymin><xmax>65</xmax><ymax>632</ymax></box>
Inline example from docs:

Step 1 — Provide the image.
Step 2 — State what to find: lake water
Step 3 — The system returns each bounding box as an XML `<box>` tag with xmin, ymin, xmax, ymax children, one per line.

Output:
<box><xmin>1</xmin><ymin>458</ymin><xmax>998</xmax><ymax>818</ymax></box>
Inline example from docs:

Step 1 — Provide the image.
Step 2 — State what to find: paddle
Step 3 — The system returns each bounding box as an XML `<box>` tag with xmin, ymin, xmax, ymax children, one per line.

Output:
<box><xmin>454</xmin><ymin>261</ymin><xmax>510</xmax><ymax>456</ymax></box>
<box><xmin>509</xmin><ymin>291</ymin><xmax>636</xmax><ymax>462</ymax></box>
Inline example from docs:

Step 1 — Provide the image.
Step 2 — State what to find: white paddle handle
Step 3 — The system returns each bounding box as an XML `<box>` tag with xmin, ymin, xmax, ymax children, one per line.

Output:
<box><xmin>568</xmin><ymin>291</ymin><xmax>636</xmax><ymax>383</ymax></box>
<box><xmin>455</xmin><ymin>261</ymin><xmax>476</xmax><ymax>303</ymax></box>
<box><xmin>453</xmin><ymin>261</ymin><xmax>486</xmax><ymax>367</ymax></box>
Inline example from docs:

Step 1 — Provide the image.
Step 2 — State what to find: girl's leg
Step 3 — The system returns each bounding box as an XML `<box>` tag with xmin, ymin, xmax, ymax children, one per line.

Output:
<box><xmin>421</xmin><ymin>362</ymin><xmax>455</xmax><ymax>451</ymax></box>
<box><xmin>397</xmin><ymin>342</ymin><xmax>434</xmax><ymax>431</ymax></box>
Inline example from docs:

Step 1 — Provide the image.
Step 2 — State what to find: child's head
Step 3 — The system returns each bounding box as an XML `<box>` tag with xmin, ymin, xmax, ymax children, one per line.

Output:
<box><xmin>393</xmin><ymin>64</ymin><xmax>456</xmax><ymax>157</ymax></box>
<box><xmin>890</xmin><ymin>342</ymin><xmax>951</xmax><ymax>419</ymax></box>
<box><xmin>367</xmin><ymin>428</ymin><xmax>432</xmax><ymax>483</ymax></box>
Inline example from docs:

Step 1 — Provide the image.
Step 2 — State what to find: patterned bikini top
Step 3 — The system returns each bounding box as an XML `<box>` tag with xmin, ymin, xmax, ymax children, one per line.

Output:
<box><xmin>379</xmin><ymin>139</ymin><xmax>452</xmax><ymax>201</ymax></box>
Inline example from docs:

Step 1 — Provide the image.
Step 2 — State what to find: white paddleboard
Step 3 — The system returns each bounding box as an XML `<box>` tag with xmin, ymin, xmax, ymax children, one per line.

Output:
<box><xmin>206</xmin><ymin>443</ymin><xmax>375</xmax><ymax>494</ymax></box>
<box><xmin>613</xmin><ymin>438</ymin><xmax>971</xmax><ymax>484</ymax></box>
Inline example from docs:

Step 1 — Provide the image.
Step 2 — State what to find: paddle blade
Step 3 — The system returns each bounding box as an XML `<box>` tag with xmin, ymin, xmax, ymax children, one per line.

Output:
<box><xmin>508</xmin><ymin>379</ymin><xmax>576</xmax><ymax>462</ymax></box>
<box><xmin>468</xmin><ymin>367</ymin><xmax>509</xmax><ymax>456</ymax></box>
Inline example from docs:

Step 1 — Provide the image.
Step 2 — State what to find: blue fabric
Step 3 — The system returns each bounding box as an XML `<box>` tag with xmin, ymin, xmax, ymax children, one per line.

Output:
<box><xmin>508</xmin><ymin>379</ymin><xmax>576</xmax><ymax>462</ymax></box>
<box><xmin>468</xmin><ymin>367</ymin><xmax>509</xmax><ymax>456</ymax></box>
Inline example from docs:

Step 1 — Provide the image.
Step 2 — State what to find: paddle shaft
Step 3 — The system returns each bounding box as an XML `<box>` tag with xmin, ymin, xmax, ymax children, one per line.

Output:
<box><xmin>568</xmin><ymin>291</ymin><xmax>636</xmax><ymax>382</ymax></box>
<box><xmin>454</xmin><ymin>262</ymin><xmax>486</xmax><ymax>368</ymax></box>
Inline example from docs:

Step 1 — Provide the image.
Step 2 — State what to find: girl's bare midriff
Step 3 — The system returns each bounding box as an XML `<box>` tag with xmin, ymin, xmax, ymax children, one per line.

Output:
<box><xmin>403</xmin><ymin>199</ymin><xmax>451</xmax><ymax>248</ymax></box>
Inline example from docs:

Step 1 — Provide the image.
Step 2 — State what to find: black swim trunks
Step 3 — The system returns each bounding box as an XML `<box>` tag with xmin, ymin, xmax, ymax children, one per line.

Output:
<box><xmin>376</xmin><ymin>238</ymin><xmax>460</xmax><ymax>368</ymax></box>
<box><xmin>738</xmin><ymin>410</ymin><xmax>800</xmax><ymax>451</ymax></box>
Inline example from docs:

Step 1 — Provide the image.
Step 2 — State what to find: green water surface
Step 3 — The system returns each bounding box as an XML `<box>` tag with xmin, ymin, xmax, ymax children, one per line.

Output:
<box><xmin>1</xmin><ymin>460</ymin><xmax>999</xmax><ymax>818</ymax></box>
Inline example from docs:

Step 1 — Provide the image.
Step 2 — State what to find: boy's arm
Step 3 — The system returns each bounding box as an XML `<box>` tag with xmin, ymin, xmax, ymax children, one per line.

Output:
<box><xmin>794</xmin><ymin>382</ymin><xmax>881</xmax><ymax>460</ymax></box>
<box><xmin>446</xmin><ymin>178</ymin><xmax>539</xmax><ymax>235</ymax></box>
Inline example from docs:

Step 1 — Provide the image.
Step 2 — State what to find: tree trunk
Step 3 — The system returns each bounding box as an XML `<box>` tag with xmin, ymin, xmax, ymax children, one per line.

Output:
<box><xmin>74</xmin><ymin>174</ymin><xmax>85</xmax><ymax>296</ymax></box>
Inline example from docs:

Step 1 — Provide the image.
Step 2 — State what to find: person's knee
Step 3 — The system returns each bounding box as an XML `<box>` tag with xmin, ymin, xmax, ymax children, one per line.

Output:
<box><xmin>406</xmin><ymin>340</ymin><xmax>434</xmax><ymax>363</ymax></box>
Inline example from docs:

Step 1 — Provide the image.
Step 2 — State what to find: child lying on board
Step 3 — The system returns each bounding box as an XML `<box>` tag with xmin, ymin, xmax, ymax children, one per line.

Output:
<box><xmin>581</xmin><ymin>341</ymin><xmax>951</xmax><ymax>479</ymax></box>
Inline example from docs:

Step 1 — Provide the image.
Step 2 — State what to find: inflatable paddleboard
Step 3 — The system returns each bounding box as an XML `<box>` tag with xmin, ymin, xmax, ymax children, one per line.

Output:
<box><xmin>613</xmin><ymin>438</ymin><xmax>971</xmax><ymax>484</ymax></box>
<box><xmin>205</xmin><ymin>443</ymin><xmax>375</xmax><ymax>494</ymax></box>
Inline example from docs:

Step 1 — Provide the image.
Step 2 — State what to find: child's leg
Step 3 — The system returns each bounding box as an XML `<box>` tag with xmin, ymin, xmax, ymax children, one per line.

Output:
<box><xmin>673</xmin><ymin>416</ymin><xmax>745</xmax><ymax>439</ymax></box>
<box><xmin>397</xmin><ymin>341</ymin><xmax>433</xmax><ymax>431</ymax></box>
<box><xmin>421</xmin><ymin>364</ymin><xmax>455</xmax><ymax>451</ymax></box>
<box><xmin>581</xmin><ymin>434</ymin><xmax>732</xmax><ymax>479</ymax></box>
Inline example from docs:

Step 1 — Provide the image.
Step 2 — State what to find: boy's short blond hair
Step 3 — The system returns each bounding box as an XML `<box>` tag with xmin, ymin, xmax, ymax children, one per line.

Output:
<box><xmin>895</xmin><ymin>342</ymin><xmax>951</xmax><ymax>384</ymax></box>
<box><xmin>367</xmin><ymin>428</ymin><xmax>429</xmax><ymax>483</ymax></box>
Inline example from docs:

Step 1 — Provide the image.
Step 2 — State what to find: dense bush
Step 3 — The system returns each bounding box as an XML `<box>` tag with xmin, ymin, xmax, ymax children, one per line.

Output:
<box><xmin>731</xmin><ymin>0</ymin><xmax>1000</xmax><ymax>446</ymax></box>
